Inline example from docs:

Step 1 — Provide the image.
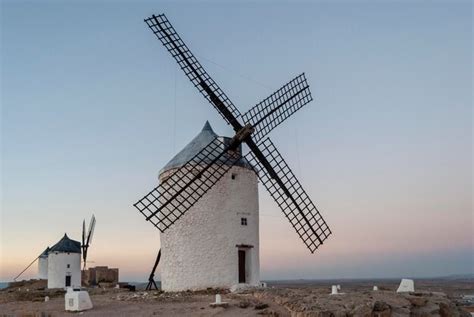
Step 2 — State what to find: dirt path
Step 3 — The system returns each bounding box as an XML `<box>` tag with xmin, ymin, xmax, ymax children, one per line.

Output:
<box><xmin>0</xmin><ymin>291</ymin><xmax>288</xmax><ymax>317</ymax></box>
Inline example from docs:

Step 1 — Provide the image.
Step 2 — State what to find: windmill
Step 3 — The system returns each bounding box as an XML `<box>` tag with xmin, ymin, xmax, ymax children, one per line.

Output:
<box><xmin>81</xmin><ymin>214</ymin><xmax>96</xmax><ymax>270</ymax></box>
<box><xmin>134</xmin><ymin>14</ymin><xmax>332</xmax><ymax>289</ymax></box>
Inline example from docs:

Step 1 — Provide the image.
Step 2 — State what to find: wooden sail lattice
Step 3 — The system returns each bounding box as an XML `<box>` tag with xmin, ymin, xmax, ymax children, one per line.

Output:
<box><xmin>135</xmin><ymin>13</ymin><xmax>332</xmax><ymax>255</ymax></box>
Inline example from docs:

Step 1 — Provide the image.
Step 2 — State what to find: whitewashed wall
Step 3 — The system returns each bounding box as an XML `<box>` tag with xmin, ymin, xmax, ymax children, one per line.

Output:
<box><xmin>38</xmin><ymin>257</ymin><xmax>48</xmax><ymax>279</ymax></box>
<box><xmin>159</xmin><ymin>165</ymin><xmax>260</xmax><ymax>291</ymax></box>
<box><xmin>47</xmin><ymin>252</ymin><xmax>81</xmax><ymax>289</ymax></box>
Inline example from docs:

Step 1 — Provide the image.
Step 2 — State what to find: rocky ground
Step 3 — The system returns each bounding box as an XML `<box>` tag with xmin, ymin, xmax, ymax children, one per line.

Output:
<box><xmin>0</xmin><ymin>278</ymin><xmax>472</xmax><ymax>316</ymax></box>
<box><xmin>0</xmin><ymin>285</ymin><xmax>287</xmax><ymax>317</ymax></box>
<box><xmin>252</xmin><ymin>287</ymin><xmax>471</xmax><ymax>316</ymax></box>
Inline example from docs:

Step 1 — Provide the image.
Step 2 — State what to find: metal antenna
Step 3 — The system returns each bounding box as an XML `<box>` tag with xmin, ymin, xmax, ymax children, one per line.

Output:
<box><xmin>136</xmin><ymin>13</ymin><xmax>332</xmax><ymax>254</ymax></box>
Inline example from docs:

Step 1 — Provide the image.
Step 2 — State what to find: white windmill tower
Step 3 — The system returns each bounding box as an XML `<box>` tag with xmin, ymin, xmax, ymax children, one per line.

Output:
<box><xmin>47</xmin><ymin>234</ymin><xmax>82</xmax><ymax>289</ymax></box>
<box><xmin>156</xmin><ymin>122</ymin><xmax>260</xmax><ymax>291</ymax></box>
<box><xmin>38</xmin><ymin>247</ymin><xmax>50</xmax><ymax>279</ymax></box>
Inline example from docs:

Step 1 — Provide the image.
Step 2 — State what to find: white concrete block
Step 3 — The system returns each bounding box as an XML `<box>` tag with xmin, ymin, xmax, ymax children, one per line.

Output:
<box><xmin>65</xmin><ymin>290</ymin><xmax>93</xmax><ymax>312</ymax></box>
<box><xmin>210</xmin><ymin>294</ymin><xmax>228</xmax><ymax>308</ymax></box>
<box><xmin>397</xmin><ymin>279</ymin><xmax>415</xmax><ymax>293</ymax></box>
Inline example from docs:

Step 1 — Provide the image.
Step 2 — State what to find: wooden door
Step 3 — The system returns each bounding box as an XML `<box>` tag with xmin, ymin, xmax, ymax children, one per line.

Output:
<box><xmin>238</xmin><ymin>250</ymin><xmax>246</xmax><ymax>283</ymax></box>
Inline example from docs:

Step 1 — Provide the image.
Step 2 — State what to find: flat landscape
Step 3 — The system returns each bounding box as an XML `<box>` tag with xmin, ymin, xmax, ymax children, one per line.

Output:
<box><xmin>1</xmin><ymin>277</ymin><xmax>473</xmax><ymax>316</ymax></box>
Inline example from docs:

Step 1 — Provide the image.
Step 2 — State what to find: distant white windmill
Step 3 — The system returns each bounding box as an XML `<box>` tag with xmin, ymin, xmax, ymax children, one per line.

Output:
<box><xmin>14</xmin><ymin>216</ymin><xmax>95</xmax><ymax>289</ymax></box>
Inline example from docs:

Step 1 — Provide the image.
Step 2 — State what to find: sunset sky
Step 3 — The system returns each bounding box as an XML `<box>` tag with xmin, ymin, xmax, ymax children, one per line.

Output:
<box><xmin>1</xmin><ymin>1</ymin><xmax>472</xmax><ymax>282</ymax></box>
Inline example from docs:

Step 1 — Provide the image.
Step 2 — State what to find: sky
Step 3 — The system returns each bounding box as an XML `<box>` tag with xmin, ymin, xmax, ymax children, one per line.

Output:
<box><xmin>1</xmin><ymin>0</ymin><xmax>472</xmax><ymax>282</ymax></box>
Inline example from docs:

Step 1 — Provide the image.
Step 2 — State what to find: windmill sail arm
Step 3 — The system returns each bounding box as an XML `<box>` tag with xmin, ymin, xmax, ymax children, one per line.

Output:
<box><xmin>245</xmin><ymin>138</ymin><xmax>331</xmax><ymax>253</ymax></box>
<box><xmin>86</xmin><ymin>215</ymin><xmax>96</xmax><ymax>246</ymax></box>
<box><xmin>242</xmin><ymin>73</ymin><xmax>312</xmax><ymax>143</ymax></box>
<box><xmin>134</xmin><ymin>137</ymin><xmax>242</xmax><ymax>232</ymax></box>
<box><xmin>141</xmin><ymin>13</ymin><xmax>332</xmax><ymax>256</ymax></box>
<box><xmin>145</xmin><ymin>14</ymin><xmax>242</xmax><ymax>128</ymax></box>
<box><xmin>82</xmin><ymin>220</ymin><xmax>86</xmax><ymax>247</ymax></box>
<box><xmin>82</xmin><ymin>249</ymin><xmax>88</xmax><ymax>268</ymax></box>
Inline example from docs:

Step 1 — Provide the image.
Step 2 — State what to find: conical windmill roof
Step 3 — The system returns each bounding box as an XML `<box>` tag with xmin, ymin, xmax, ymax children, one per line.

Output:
<box><xmin>49</xmin><ymin>234</ymin><xmax>81</xmax><ymax>254</ymax></box>
<box><xmin>39</xmin><ymin>247</ymin><xmax>50</xmax><ymax>258</ymax></box>
<box><xmin>161</xmin><ymin>121</ymin><xmax>252</xmax><ymax>174</ymax></box>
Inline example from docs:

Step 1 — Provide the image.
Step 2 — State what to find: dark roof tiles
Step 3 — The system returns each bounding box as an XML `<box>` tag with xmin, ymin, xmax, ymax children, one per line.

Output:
<box><xmin>160</xmin><ymin>121</ymin><xmax>252</xmax><ymax>174</ymax></box>
<box><xmin>39</xmin><ymin>247</ymin><xmax>50</xmax><ymax>258</ymax></box>
<box><xmin>49</xmin><ymin>234</ymin><xmax>81</xmax><ymax>254</ymax></box>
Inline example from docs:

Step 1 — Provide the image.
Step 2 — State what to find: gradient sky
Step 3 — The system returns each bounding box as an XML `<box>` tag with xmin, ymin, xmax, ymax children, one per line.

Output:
<box><xmin>1</xmin><ymin>0</ymin><xmax>472</xmax><ymax>282</ymax></box>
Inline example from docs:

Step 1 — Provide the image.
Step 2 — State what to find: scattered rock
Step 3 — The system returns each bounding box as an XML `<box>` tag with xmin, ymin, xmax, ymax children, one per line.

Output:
<box><xmin>255</xmin><ymin>302</ymin><xmax>269</xmax><ymax>310</ymax></box>
<box><xmin>238</xmin><ymin>301</ymin><xmax>251</xmax><ymax>308</ymax></box>
<box><xmin>351</xmin><ymin>303</ymin><xmax>372</xmax><ymax>316</ymax></box>
<box><xmin>209</xmin><ymin>302</ymin><xmax>229</xmax><ymax>308</ymax></box>
<box><xmin>373</xmin><ymin>300</ymin><xmax>391</xmax><ymax>311</ymax></box>
<box><xmin>230</xmin><ymin>283</ymin><xmax>261</xmax><ymax>293</ymax></box>
<box><xmin>372</xmin><ymin>301</ymin><xmax>391</xmax><ymax>317</ymax></box>
<box><xmin>257</xmin><ymin>308</ymin><xmax>279</xmax><ymax>316</ymax></box>
<box><xmin>439</xmin><ymin>302</ymin><xmax>451</xmax><ymax>317</ymax></box>
<box><xmin>407</xmin><ymin>296</ymin><xmax>428</xmax><ymax>307</ymax></box>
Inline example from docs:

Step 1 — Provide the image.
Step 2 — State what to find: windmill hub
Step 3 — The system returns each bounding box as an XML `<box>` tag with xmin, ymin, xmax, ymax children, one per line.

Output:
<box><xmin>231</xmin><ymin>124</ymin><xmax>255</xmax><ymax>145</ymax></box>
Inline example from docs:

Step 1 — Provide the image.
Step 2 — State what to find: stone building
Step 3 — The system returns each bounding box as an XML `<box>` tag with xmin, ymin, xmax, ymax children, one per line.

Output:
<box><xmin>159</xmin><ymin>121</ymin><xmax>260</xmax><ymax>291</ymax></box>
<box><xmin>82</xmin><ymin>266</ymin><xmax>119</xmax><ymax>287</ymax></box>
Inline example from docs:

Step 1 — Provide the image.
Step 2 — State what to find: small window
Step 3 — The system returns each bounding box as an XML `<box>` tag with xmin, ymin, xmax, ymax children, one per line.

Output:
<box><xmin>241</xmin><ymin>217</ymin><xmax>247</xmax><ymax>226</ymax></box>
<box><xmin>231</xmin><ymin>173</ymin><xmax>237</xmax><ymax>180</ymax></box>
<box><xmin>67</xmin><ymin>264</ymin><xmax>70</xmax><ymax>268</ymax></box>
